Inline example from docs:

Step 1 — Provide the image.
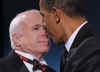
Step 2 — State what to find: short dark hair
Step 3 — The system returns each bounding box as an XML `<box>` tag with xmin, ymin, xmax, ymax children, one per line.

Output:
<box><xmin>40</xmin><ymin>0</ymin><xmax>55</xmax><ymax>12</ymax></box>
<box><xmin>40</xmin><ymin>0</ymin><xmax>85</xmax><ymax>17</ymax></box>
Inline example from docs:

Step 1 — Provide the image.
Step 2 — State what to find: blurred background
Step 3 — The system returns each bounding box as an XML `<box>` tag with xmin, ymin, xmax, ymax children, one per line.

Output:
<box><xmin>1</xmin><ymin>0</ymin><xmax>100</xmax><ymax>72</ymax></box>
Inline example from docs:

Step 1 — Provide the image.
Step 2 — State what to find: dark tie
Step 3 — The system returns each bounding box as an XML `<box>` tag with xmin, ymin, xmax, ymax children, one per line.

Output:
<box><xmin>60</xmin><ymin>47</ymin><xmax>68</xmax><ymax>72</ymax></box>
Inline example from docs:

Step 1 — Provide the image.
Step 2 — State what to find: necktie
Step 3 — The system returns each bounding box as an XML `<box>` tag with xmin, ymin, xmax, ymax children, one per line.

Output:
<box><xmin>17</xmin><ymin>54</ymin><xmax>47</xmax><ymax>72</ymax></box>
<box><xmin>32</xmin><ymin>59</ymin><xmax>47</xmax><ymax>72</ymax></box>
<box><xmin>60</xmin><ymin>47</ymin><xmax>68</xmax><ymax>72</ymax></box>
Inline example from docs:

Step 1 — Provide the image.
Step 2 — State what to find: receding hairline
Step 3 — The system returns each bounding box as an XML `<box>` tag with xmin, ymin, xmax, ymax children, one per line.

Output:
<box><xmin>9</xmin><ymin>9</ymin><xmax>41</xmax><ymax>34</ymax></box>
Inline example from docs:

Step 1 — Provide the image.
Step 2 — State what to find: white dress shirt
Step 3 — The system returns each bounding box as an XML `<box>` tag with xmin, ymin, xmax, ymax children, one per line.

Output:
<box><xmin>65</xmin><ymin>21</ymin><xmax>88</xmax><ymax>52</ymax></box>
<box><xmin>15</xmin><ymin>50</ymin><xmax>47</xmax><ymax>72</ymax></box>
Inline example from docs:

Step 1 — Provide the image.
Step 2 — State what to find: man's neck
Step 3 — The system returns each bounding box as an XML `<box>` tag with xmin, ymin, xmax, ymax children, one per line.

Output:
<box><xmin>62</xmin><ymin>16</ymin><xmax>86</xmax><ymax>41</ymax></box>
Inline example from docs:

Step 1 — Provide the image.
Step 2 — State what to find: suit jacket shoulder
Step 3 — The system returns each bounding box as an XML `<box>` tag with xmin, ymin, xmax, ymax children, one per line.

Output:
<box><xmin>0</xmin><ymin>50</ymin><xmax>29</xmax><ymax>72</ymax></box>
<box><xmin>64</xmin><ymin>23</ymin><xmax>100</xmax><ymax>72</ymax></box>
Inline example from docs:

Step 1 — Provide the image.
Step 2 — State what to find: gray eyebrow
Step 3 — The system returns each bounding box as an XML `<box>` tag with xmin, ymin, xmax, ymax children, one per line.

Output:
<box><xmin>33</xmin><ymin>24</ymin><xmax>41</xmax><ymax>27</ymax></box>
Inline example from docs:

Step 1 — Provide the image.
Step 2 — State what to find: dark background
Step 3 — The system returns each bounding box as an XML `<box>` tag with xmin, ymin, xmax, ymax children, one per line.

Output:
<box><xmin>1</xmin><ymin>0</ymin><xmax>100</xmax><ymax>72</ymax></box>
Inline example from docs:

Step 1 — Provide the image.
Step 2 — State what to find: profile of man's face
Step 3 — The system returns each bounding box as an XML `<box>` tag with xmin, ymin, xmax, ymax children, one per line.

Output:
<box><xmin>40</xmin><ymin>1</ymin><xmax>65</xmax><ymax>44</ymax></box>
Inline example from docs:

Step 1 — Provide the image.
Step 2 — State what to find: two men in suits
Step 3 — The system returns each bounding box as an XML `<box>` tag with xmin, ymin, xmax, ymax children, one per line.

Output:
<box><xmin>0</xmin><ymin>9</ymin><xmax>56</xmax><ymax>72</ymax></box>
<box><xmin>39</xmin><ymin>0</ymin><xmax>100</xmax><ymax>72</ymax></box>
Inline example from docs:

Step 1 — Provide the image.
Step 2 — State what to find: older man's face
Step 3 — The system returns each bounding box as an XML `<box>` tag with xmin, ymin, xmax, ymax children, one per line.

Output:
<box><xmin>20</xmin><ymin>12</ymin><xmax>49</xmax><ymax>55</ymax></box>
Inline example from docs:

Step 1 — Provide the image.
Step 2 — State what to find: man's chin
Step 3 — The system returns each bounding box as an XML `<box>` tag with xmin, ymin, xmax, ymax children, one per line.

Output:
<box><xmin>53</xmin><ymin>38</ymin><xmax>64</xmax><ymax>45</ymax></box>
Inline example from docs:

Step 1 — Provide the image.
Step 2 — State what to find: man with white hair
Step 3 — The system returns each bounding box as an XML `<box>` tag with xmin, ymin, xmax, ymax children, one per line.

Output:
<box><xmin>0</xmin><ymin>9</ymin><xmax>56</xmax><ymax>72</ymax></box>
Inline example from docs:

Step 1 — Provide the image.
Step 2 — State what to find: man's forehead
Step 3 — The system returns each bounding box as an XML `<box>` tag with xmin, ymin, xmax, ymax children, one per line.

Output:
<box><xmin>16</xmin><ymin>12</ymin><xmax>45</xmax><ymax>26</ymax></box>
<box><xmin>32</xmin><ymin>22</ymin><xmax>46</xmax><ymax>27</ymax></box>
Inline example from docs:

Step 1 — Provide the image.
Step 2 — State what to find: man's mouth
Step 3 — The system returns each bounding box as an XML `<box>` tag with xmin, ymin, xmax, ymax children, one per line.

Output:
<box><xmin>38</xmin><ymin>40</ymin><xmax>48</xmax><ymax>44</ymax></box>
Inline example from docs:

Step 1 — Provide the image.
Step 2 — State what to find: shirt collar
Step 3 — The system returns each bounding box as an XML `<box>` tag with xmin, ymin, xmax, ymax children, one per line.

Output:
<box><xmin>65</xmin><ymin>21</ymin><xmax>88</xmax><ymax>52</ymax></box>
<box><xmin>15</xmin><ymin>50</ymin><xmax>47</xmax><ymax>65</ymax></box>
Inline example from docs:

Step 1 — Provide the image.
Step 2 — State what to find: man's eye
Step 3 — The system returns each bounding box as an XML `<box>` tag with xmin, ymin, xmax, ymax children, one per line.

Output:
<box><xmin>34</xmin><ymin>27</ymin><xmax>39</xmax><ymax>30</ymax></box>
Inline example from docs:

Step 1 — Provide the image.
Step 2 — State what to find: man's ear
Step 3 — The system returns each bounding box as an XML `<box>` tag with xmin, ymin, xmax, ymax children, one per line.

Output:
<box><xmin>52</xmin><ymin>7</ymin><xmax>61</xmax><ymax>24</ymax></box>
<box><xmin>12</xmin><ymin>33</ymin><xmax>22</xmax><ymax>47</ymax></box>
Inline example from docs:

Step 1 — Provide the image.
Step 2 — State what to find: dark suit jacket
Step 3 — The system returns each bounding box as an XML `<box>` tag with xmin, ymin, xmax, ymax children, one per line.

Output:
<box><xmin>61</xmin><ymin>23</ymin><xmax>100</xmax><ymax>72</ymax></box>
<box><xmin>0</xmin><ymin>50</ymin><xmax>56</xmax><ymax>72</ymax></box>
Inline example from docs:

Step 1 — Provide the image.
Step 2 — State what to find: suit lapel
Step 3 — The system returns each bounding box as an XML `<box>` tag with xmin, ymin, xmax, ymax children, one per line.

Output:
<box><xmin>69</xmin><ymin>23</ymin><xmax>93</xmax><ymax>56</ymax></box>
<box><xmin>70</xmin><ymin>23</ymin><xmax>92</xmax><ymax>49</ymax></box>
<box><xmin>63</xmin><ymin>23</ymin><xmax>93</xmax><ymax>72</ymax></box>
<box><xmin>8</xmin><ymin>50</ymin><xmax>29</xmax><ymax>72</ymax></box>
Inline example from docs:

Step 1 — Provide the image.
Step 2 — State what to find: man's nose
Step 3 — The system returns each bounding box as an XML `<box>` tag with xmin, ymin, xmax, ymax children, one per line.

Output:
<box><xmin>40</xmin><ymin>27</ymin><xmax>48</xmax><ymax>36</ymax></box>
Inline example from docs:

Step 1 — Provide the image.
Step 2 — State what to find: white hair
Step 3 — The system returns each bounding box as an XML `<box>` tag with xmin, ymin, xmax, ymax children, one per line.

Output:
<box><xmin>9</xmin><ymin>9</ymin><xmax>40</xmax><ymax>49</ymax></box>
